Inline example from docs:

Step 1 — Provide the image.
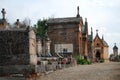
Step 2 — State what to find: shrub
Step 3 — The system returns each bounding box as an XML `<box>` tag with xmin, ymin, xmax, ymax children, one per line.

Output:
<box><xmin>75</xmin><ymin>56</ymin><xmax>91</xmax><ymax>65</ymax></box>
<box><xmin>99</xmin><ymin>59</ymin><xmax>104</xmax><ymax>63</ymax></box>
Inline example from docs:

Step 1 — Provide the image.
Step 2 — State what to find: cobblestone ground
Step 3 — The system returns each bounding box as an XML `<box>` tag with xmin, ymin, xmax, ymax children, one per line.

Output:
<box><xmin>42</xmin><ymin>62</ymin><xmax>120</xmax><ymax>80</ymax></box>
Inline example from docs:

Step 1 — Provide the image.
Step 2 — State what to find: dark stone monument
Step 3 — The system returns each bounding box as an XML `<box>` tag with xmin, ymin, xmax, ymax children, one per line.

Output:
<box><xmin>0</xmin><ymin>27</ymin><xmax>38</xmax><ymax>76</ymax></box>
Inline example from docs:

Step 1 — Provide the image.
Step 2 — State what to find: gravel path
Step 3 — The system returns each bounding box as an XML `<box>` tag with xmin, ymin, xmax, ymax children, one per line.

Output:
<box><xmin>42</xmin><ymin>62</ymin><xmax>120</xmax><ymax>80</ymax></box>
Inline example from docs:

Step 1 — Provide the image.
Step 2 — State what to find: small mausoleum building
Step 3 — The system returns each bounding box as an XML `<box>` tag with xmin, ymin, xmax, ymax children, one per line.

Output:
<box><xmin>92</xmin><ymin>30</ymin><xmax>109</xmax><ymax>62</ymax></box>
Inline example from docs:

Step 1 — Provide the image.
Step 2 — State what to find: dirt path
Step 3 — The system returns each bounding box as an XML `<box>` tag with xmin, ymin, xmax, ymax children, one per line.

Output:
<box><xmin>43</xmin><ymin>62</ymin><xmax>120</xmax><ymax>80</ymax></box>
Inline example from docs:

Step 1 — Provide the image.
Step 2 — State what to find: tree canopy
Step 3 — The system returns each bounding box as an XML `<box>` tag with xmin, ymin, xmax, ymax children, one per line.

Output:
<box><xmin>36</xmin><ymin>19</ymin><xmax>47</xmax><ymax>39</ymax></box>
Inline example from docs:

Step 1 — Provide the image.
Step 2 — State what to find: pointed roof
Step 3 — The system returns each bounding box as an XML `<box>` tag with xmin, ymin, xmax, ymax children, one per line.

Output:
<box><xmin>113</xmin><ymin>43</ymin><xmax>118</xmax><ymax>49</ymax></box>
<box><xmin>101</xmin><ymin>35</ymin><xmax>108</xmax><ymax>46</ymax></box>
<box><xmin>94</xmin><ymin>29</ymin><xmax>100</xmax><ymax>40</ymax></box>
<box><xmin>94</xmin><ymin>29</ymin><xmax>109</xmax><ymax>47</ymax></box>
<box><xmin>102</xmin><ymin>39</ymin><xmax>109</xmax><ymax>47</ymax></box>
<box><xmin>82</xmin><ymin>18</ymin><xmax>88</xmax><ymax>35</ymax></box>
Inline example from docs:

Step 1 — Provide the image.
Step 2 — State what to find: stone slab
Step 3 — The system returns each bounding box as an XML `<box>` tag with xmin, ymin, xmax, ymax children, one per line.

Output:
<box><xmin>0</xmin><ymin>65</ymin><xmax>38</xmax><ymax>75</ymax></box>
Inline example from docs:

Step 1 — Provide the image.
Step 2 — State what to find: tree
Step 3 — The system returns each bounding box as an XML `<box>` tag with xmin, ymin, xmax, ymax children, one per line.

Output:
<box><xmin>118</xmin><ymin>54</ymin><xmax>120</xmax><ymax>59</ymax></box>
<box><xmin>36</xmin><ymin>19</ymin><xmax>48</xmax><ymax>46</ymax></box>
<box><xmin>22</xmin><ymin>18</ymin><xmax>31</xmax><ymax>26</ymax></box>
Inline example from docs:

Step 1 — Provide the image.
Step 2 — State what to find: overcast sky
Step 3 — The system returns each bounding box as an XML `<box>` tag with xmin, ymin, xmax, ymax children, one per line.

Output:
<box><xmin>0</xmin><ymin>0</ymin><xmax>120</xmax><ymax>54</ymax></box>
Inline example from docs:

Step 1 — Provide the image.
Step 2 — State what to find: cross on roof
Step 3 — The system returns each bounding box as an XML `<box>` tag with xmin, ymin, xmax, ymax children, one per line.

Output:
<box><xmin>1</xmin><ymin>8</ymin><xmax>6</xmax><ymax>20</ymax></box>
<box><xmin>96</xmin><ymin>29</ymin><xmax>98</xmax><ymax>34</ymax></box>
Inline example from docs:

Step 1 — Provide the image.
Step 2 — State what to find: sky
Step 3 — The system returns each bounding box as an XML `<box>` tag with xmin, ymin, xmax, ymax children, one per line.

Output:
<box><xmin>0</xmin><ymin>0</ymin><xmax>120</xmax><ymax>54</ymax></box>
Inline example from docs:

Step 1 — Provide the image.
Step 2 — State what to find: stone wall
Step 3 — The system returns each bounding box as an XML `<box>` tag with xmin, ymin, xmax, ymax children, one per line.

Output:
<box><xmin>48</xmin><ymin>23</ymin><xmax>80</xmax><ymax>56</ymax></box>
<box><xmin>0</xmin><ymin>30</ymin><xmax>29</xmax><ymax>65</ymax></box>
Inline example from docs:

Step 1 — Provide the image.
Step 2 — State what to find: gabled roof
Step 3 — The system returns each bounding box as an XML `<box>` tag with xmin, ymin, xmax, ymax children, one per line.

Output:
<box><xmin>113</xmin><ymin>43</ymin><xmax>118</xmax><ymax>49</ymax></box>
<box><xmin>47</xmin><ymin>17</ymin><xmax>82</xmax><ymax>24</ymax></box>
<box><xmin>102</xmin><ymin>40</ymin><xmax>109</xmax><ymax>47</ymax></box>
<box><xmin>94</xmin><ymin>33</ymin><xmax>109</xmax><ymax>47</ymax></box>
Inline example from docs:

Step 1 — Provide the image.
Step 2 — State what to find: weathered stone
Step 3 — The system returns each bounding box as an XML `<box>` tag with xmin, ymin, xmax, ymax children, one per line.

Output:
<box><xmin>0</xmin><ymin>28</ymin><xmax>37</xmax><ymax>75</ymax></box>
<box><xmin>0</xmin><ymin>29</ymin><xmax>29</xmax><ymax>66</ymax></box>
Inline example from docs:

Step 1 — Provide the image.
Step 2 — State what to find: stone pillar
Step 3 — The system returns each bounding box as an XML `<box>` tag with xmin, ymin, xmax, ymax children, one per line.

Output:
<box><xmin>29</xmin><ymin>30</ymin><xmax>37</xmax><ymax>65</ymax></box>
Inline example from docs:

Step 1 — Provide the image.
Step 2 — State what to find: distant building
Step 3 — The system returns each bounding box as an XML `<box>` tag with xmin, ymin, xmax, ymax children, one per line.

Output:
<box><xmin>113</xmin><ymin>43</ymin><xmax>118</xmax><ymax>57</ymax></box>
<box><xmin>111</xmin><ymin>43</ymin><xmax>119</xmax><ymax>61</ymax></box>
<box><xmin>92</xmin><ymin>30</ymin><xmax>109</xmax><ymax>62</ymax></box>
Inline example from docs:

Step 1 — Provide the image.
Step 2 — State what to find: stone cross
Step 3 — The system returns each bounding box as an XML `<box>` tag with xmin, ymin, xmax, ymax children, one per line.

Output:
<box><xmin>96</xmin><ymin>29</ymin><xmax>98</xmax><ymax>35</ymax></box>
<box><xmin>85</xmin><ymin>18</ymin><xmax>87</xmax><ymax>22</ymax></box>
<box><xmin>16</xmin><ymin>19</ymin><xmax>20</xmax><ymax>28</ymax></box>
<box><xmin>1</xmin><ymin>8</ymin><xmax>6</xmax><ymax>20</ymax></box>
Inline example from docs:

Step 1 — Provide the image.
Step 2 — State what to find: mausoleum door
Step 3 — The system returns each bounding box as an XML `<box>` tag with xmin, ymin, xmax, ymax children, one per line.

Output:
<box><xmin>96</xmin><ymin>51</ymin><xmax>101</xmax><ymax>62</ymax></box>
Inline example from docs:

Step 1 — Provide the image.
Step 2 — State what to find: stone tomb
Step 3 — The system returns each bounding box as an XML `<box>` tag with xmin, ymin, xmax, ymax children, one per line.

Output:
<box><xmin>0</xmin><ymin>27</ymin><xmax>38</xmax><ymax>75</ymax></box>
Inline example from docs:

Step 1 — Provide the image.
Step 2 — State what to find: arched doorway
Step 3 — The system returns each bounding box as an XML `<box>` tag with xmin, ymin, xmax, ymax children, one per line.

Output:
<box><xmin>96</xmin><ymin>51</ymin><xmax>100</xmax><ymax>62</ymax></box>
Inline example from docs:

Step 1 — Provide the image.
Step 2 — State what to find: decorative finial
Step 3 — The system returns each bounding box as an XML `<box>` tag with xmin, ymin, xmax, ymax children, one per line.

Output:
<box><xmin>91</xmin><ymin>27</ymin><xmax>93</xmax><ymax>34</ymax></box>
<box><xmin>114</xmin><ymin>43</ymin><xmax>116</xmax><ymax>46</ymax></box>
<box><xmin>85</xmin><ymin>18</ymin><xmax>87</xmax><ymax>22</ymax></box>
<box><xmin>96</xmin><ymin>29</ymin><xmax>98</xmax><ymax>35</ymax></box>
<box><xmin>76</xmin><ymin>6</ymin><xmax>80</xmax><ymax>17</ymax></box>
<box><xmin>102</xmin><ymin>35</ymin><xmax>104</xmax><ymax>40</ymax></box>
<box><xmin>1</xmin><ymin>8</ymin><xmax>6</xmax><ymax>20</ymax></box>
<box><xmin>96</xmin><ymin>29</ymin><xmax>98</xmax><ymax>33</ymax></box>
<box><xmin>91</xmin><ymin>27</ymin><xmax>93</xmax><ymax>32</ymax></box>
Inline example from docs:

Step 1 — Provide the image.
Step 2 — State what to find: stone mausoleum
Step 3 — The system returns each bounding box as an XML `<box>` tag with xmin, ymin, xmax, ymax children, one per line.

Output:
<box><xmin>47</xmin><ymin>6</ymin><xmax>109</xmax><ymax>62</ymax></box>
<box><xmin>47</xmin><ymin>6</ymin><xmax>92</xmax><ymax>58</ymax></box>
<box><xmin>92</xmin><ymin>30</ymin><xmax>109</xmax><ymax>62</ymax></box>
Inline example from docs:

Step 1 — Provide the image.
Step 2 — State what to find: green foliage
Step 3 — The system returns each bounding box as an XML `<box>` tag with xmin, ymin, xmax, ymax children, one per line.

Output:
<box><xmin>99</xmin><ymin>59</ymin><xmax>104</xmax><ymax>63</ymax></box>
<box><xmin>119</xmin><ymin>54</ymin><xmax>120</xmax><ymax>58</ymax></box>
<box><xmin>36</xmin><ymin>19</ymin><xmax>47</xmax><ymax>39</ymax></box>
<box><xmin>75</xmin><ymin>56</ymin><xmax>91</xmax><ymax>65</ymax></box>
<box><xmin>109</xmin><ymin>54</ymin><xmax>114</xmax><ymax>58</ymax></box>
